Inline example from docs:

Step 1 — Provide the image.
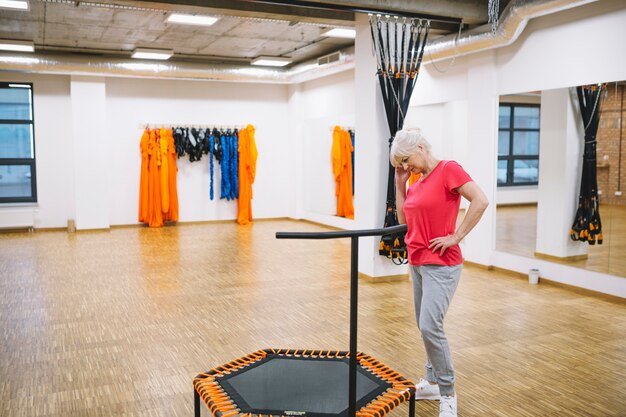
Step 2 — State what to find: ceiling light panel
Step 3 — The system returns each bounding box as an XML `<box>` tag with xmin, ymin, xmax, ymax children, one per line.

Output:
<box><xmin>131</xmin><ymin>48</ymin><xmax>173</xmax><ymax>60</ymax></box>
<box><xmin>0</xmin><ymin>0</ymin><xmax>28</xmax><ymax>10</ymax></box>
<box><xmin>167</xmin><ymin>13</ymin><xmax>218</xmax><ymax>26</ymax></box>
<box><xmin>322</xmin><ymin>28</ymin><xmax>356</xmax><ymax>39</ymax></box>
<box><xmin>0</xmin><ymin>40</ymin><xmax>34</xmax><ymax>52</ymax></box>
<box><xmin>251</xmin><ymin>56</ymin><xmax>292</xmax><ymax>67</ymax></box>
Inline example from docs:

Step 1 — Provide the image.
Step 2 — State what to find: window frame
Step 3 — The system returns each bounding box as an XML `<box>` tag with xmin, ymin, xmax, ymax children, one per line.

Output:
<box><xmin>0</xmin><ymin>82</ymin><xmax>37</xmax><ymax>204</ymax></box>
<box><xmin>498</xmin><ymin>103</ymin><xmax>540</xmax><ymax>187</ymax></box>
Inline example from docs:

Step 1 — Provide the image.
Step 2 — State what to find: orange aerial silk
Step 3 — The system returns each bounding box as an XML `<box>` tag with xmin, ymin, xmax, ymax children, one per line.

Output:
<box><xmin>331</xmin><ymin>126</ymin><xmax>354</xmax><ymax>219</ymax></box>
<box><xmin>138</xmin><ymin>129</ymin><xmax>150</xmax><ymax>223</ymax></box>
<box><xmin>237</xmin><ymin>124</ymin><xmax>258</xmax><ymax>225</ymax></box>
<box><xmin>164</xmin><ymin>128</ymin><xmax>178</xmax><ymax>222</ymax></box>
<box><xmin>408</xmin><ymin>172</ymin><xmax>422</xmax><ymax>186</ymax></box>
<box><xmin>159</xmin><ymin>127</ymin><xmax>170</xmax><ymax>214</ymax></box>
<box><xmin>138</xmin><ymin>127</ymin><xmax>179</xmax><ymax>227</ymax></box>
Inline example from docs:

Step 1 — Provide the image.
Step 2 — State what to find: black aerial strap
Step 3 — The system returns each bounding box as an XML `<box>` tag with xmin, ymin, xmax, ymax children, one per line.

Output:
<box><xmin>370</xmin><ymin>15</ymin><xmax>431</xmax><ymax>264</ymax></box>
<box><xmin>570</xmin><ymin>84</ymin><xmax>603</xmax><ymax>245</ymax></box>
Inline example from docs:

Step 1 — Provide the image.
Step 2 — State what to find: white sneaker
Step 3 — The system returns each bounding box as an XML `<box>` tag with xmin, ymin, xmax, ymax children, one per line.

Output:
<box><xmin>414</xmin><ymin>378</ymin><xmax>441</xmax><ymax>400</ymax></box>
<box><xmin>439</xmin><ymin>395</ymin><xmax>457</xmax><ymax>417</ymax></box>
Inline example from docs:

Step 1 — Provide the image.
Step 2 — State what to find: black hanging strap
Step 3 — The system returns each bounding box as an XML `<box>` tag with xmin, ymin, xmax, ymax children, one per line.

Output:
<box><xmin>370</xmin><ymin>15</ymin><xmax>431</xmax><ymax>264</ymax></box>
<box><xmin>570</xmin><ymin>84</ymin><xmax>603</xmax><ymax>245</ymax></box>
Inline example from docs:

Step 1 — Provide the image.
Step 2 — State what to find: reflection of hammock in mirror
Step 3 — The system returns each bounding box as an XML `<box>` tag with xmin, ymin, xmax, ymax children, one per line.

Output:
<box><xmin>369</xmin><ymin>15</ymin><xmax>431</xmax><ymax>264</ymax></box>
<box><xmin>571</xmin><ymin>84</ymin><xmax>604</xmax><ymax>245</ymax></box>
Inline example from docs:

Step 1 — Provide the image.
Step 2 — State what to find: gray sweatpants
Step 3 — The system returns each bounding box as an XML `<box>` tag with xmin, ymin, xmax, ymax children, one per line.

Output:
<box><xmin>410</xmin><ymin>264</ymin><xmax>462</xmax><ymax>397</ymax></box>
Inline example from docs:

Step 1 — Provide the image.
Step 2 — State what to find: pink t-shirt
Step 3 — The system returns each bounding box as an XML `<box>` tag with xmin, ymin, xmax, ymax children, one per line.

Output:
<box><xmin>403</xmin><ymin>160</ymin><xmax>472</xmax><ymax>266</ymax></box>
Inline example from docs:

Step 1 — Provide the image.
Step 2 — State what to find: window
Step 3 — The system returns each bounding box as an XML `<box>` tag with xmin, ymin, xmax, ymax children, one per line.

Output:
<box><xmin>0</xmin><ymin>82</ymin><xmax>37</xmax><ymax>203</ymax></box>
<box><xmin>498</xmin><ymin>104</ymin><xmax>540</xmax><ymax>186</ymax></box>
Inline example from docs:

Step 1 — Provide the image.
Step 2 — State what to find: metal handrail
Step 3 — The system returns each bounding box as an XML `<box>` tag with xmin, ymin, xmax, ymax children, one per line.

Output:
<box><xmin>276</xmin><ymin>223</ymin><xmax>407</xmax><ymax>240</ymax></box>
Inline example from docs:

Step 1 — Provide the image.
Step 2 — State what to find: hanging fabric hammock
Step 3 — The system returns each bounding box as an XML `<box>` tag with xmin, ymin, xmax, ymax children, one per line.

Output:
<box><xmin>570</xmin><ymin>84</ymin><xmax>604</xmax><ymax>245</ymax></box>
<box><xmin>369</xmin><ymin>15</ymin><xmax>430</xmax><ymax>264</ymax></box>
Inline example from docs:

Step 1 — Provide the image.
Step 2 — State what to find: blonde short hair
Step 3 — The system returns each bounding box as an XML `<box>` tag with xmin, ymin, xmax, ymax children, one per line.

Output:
<box><xmin>389</xmin><ymin>128</ymin><xmax>432</xmax><ymax>167</ymax></box>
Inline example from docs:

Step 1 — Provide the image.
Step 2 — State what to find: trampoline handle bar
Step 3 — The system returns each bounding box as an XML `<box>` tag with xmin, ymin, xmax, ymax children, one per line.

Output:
<box><xmin>276</xmin><ymin>224</ymin><xmax>407</xmax><ymax>240</ymax></box>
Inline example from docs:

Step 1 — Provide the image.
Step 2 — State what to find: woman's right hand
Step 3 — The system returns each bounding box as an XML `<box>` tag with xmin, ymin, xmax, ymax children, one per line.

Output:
<box><xmin>395</xmin><ymin>166</ymin><xmax>410</xmax><ymax>186</ymax></box>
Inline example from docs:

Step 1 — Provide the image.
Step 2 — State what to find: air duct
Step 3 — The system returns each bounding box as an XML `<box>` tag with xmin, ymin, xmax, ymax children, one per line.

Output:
<box><xmin>425</xmin><ymin>0</ymin><xmax>600</xmax><ymax>63</ymax></box>
<box><xmin>0</xmin><ymin>47</ymin><xmax>355</xmax><ymax>84</ymax></box>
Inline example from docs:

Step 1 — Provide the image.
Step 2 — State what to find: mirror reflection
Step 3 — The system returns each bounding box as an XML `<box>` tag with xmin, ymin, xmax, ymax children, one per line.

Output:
<box><xmin>496</xmin><ymin>82</ymin><xmax>626</xmax><ymax>277</ymax></box>
<box><xmin>302</xmin><ymin>115</ymin><xmax>355</xmax><ymax>220</ymax></box>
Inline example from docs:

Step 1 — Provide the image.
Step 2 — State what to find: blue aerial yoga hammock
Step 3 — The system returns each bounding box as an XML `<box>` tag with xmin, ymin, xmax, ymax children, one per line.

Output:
<box><xmin>232</xmin><ymin>130</ymin><xmax>239</xmax><ymax>199</ymax></box>
<box><xmin>220</xmin><ymin>132</ymin><xmax>230</xmax><ymax>200</ymax></box>
<box><xmin>209</xmin><ymin>132</ymin><xmax>215</xmax><ymax>200</ymax></box>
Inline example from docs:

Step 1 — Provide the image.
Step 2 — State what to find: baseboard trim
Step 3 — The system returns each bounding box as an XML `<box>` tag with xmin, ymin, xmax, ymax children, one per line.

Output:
<box><xmin>463</xmin><ymin>260</ymin><xmax>494</xmax><ymax>271</ymax></box>
<box><xmin>465</xmin><ymin>260</ymin><xmax>625</xmax><ymax>303</ymax></box>
<box><xmin>358</xmin><ymin>272</ymin><xmax>408</xmax><ymax>283</ymax></box>
<box><xmin>534</xmin><ymin>251</ymin><xmax>588</xmax><ymax>262</ymax></box>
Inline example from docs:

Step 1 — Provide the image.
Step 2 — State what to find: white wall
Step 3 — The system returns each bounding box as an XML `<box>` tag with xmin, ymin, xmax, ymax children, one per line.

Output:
<box><xmin>406</xmin><ymin>0</ymin><xmax>626</xmax><ymax>296</ymax></box>
<box><xmin>106</xmin><ymin>77</ymin><xmax>290</xmax><ymax>226</ymax></box>
<box><xmin>496</xmin><ymin>188</ymin><xmax>538</xmax><ymax>205</ymax></box>
<box><xmin>72</xmin><ymin>76</ymin><xmax>109</xmax><ymax>230</ymax></box>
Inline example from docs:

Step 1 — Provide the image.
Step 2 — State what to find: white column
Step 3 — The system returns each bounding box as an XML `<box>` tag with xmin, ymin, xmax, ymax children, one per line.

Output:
<box><xmin>70</xmin><ymin>76</ymin><xmax>110</xmax><ymax>230</ymax></box>
<box><xmin>460</xmin><ymin>53</ymin><xmax>498</xmax><ymax>265</ymax></box>
<box><xmin>354</xmin><ymin>13</ymin><xmax>408</xmax><ymax>278</ymax></box>
<box><xmin>535</xmin><ymin>88</ymin><xmax>587</xmax><ymax>258</ymax></box>
<box><xmin>287</xmin><ymin>83</ymin><xmax>304</xmax><ymax>220</ymax></box>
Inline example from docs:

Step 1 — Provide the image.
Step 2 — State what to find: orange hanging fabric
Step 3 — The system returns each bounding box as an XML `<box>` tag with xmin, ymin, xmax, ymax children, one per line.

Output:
<box><xmin>159</xmin><ymin>127</ymin><xmax>170</xmax><ymax>214</ymax></box>
<box><xmin>331</xmin><ymin>126</ymin><xmax>354</xmax><ymax>219</ymax></box>
<box><xmin>148</xmin><ymin>128</ymin><xmax>163</xmax><ymax>227</ymax></box>
<box><xmin>138</xmin><ymin>128</ymin><xmax>150</xmax><ymax>223</ymax></box>
<box><xmin>237</xmin><ymin>124</ymin><xmax>258</xmax><ymax>225</ymax></box>
<box><xmin>164</xmin><ymin>128</ymin><xmax>179</xmax><ymax>222</ymax></box>
<box><xmin>408</xmin><ymin>172</ymin><xmax>422</xmax><ymax>186</ymax></box>
<box><xmin>139</xmin><ymin>127</ymin><xmax>178</xmax><ymax>228</ymax></box>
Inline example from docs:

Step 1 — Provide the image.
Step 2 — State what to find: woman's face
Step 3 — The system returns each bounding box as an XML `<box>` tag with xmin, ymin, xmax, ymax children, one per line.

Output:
<box><xmin>400</xmin><ymin>145</ymin><xmax>427</xmax><ymax>174</ymax></box>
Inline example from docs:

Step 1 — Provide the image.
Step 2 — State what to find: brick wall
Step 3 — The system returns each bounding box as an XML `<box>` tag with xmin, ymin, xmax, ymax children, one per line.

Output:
<box><xmin>596</xmin><ymin>84</ymin><xmax>626</xmax><ymax>206</ymax></box>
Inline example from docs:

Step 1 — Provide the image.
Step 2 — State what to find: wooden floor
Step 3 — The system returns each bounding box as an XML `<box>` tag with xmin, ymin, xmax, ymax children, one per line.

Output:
<box><xmin>1</xmin><ymin>220</ymin><xmax>625</xmax><ymax>417</ymax></box>
<box><xmin>496</xmin><ymin>204</ymin><xmax>626</xmax><ymax>277</ymax></box>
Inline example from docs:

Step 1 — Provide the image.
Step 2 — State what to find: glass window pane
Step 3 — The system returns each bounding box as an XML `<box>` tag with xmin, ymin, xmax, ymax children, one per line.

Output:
<box><xmin>513</xmin><ymin>106</ymin><xmax>539</xmax><ymax>129</ymax></box>
<box><xmin>497</xmin><ymin>160</ymin><xmax>508</xmax><ymax>185</ymax></box>
<box><xmin>0</xmin><ymin>87</ymin><xmax>32</xmax><ymax>120</ymax></box>
<box><xmin>498</xmin><ymin>131</ymin><xmax>510</xmax><ymax>156</ymax></box>
<box><xmin>0</xmin><ymin>124</ymin><xmax>33</xmax><ymax>158</ymax></box>
<box><xmin>498</xmin><ymin>105</ymin><xmax>510</xmax><ymax>128</ymax></box>
<box><xmin>0</xmin><ymin>165</ymin><xmax>33</xmax><ymax>198</ymax></box>
<box><xmin>513</xmin><ymin>131</ymin><xmax>539</xmax><ymax>155</ymax></box>
<box><xmin>513</xmin><ymin>159</ymin><xmax>538</xmax><ymax>183</ymax></box>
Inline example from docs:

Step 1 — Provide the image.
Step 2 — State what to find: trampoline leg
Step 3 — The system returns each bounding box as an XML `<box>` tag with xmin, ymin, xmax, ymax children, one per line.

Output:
<box><xmin>194</xmin><ymin>389</ymin><xmax>201</xmax><ymax>417</ymax></box>
<box><xmin>409</xmin><ymin>390</ymin><xmax>415</xmax><ymax>417</ymax></box>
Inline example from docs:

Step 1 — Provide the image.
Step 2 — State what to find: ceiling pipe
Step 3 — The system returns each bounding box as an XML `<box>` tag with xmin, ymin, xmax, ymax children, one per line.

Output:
<box><xmin>0</xmin><ymin>49</ymin><xmax>355</xmax><ymax>84</ymax></box>
<box><xmin>425</xmin><ymin>0</ymin><xmax>600</xmax><ymax>63</ymax></box>
<box><xmin>242</xmin><ymin>0</ymin><xmax>463</xmax><ymax>23</ymax></box>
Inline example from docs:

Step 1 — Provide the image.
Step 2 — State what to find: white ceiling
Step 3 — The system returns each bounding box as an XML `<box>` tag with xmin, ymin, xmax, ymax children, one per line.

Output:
<box><xmin>0</xmin><ymin>0</ymin><xmax>495</xmax><ymax>66</ymax></box>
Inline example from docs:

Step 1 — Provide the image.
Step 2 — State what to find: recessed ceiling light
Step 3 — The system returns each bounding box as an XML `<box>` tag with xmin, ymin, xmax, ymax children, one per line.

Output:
<box><xmin>251</xmin><ymin>56</ymin><xmax>292</xmax><ymax>67</ymax></box>
<box><xmin>0</xmin><ymin>0</ymin><xmax>28</xmax><ymax>10</ymax></box>
<box><xmin>0</xmin><ymin>40</ymin><xmax>34</xmax><ymax>52</ymax></box>
<box><xmin>166</xmin><ymin>13</ymin><xmax>219</xmax><ymax>26</ymax></box>
<box><xmin>131</xmin><ymin>48</ymin><xmax>173</xmax><ymax>60</ymax></box>
<box><xmin>322</xmin><ymin>28</ymin><xmax>356</xmax><ymax>39</ymax></box>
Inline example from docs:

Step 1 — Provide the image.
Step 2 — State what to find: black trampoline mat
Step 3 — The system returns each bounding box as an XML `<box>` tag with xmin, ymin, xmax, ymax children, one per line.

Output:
<box><xmin>218</xmin><ymin>355</ymin><xmax>391</xmax><ymax>417</ymax></box>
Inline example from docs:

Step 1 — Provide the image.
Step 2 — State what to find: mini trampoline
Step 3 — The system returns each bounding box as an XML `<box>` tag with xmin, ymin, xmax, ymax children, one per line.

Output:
<box><xmin>194</xmin><ymin>224</ymin><xmax>414</xmax><ymax>417</ymax></box>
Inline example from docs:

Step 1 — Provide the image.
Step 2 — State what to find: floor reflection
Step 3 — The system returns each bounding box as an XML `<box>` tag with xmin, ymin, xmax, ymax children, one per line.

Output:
<box><xmin>496</xmin><ymin>204</ymin><xmax>626</xmax><ymax>276</ymax></box>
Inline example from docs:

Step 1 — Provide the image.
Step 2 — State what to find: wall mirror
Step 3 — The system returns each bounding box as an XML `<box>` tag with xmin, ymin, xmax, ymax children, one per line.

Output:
<box><xmin>496</xmin><ymin>82</ymin><xmax>625</xmax><ymax>278</ymax></box>
<box><xmin>302</xmin><ymin>115</ymin><xmax>355</xmax><ymax>219</ymax></box>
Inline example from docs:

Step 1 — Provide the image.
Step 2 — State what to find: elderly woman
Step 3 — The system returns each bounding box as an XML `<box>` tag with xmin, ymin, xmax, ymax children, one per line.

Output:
<box><xmin>390</xmin><ymin>128</ymin><xmax>488</xmax><ymax>417</ymax></box>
